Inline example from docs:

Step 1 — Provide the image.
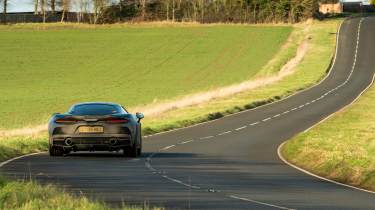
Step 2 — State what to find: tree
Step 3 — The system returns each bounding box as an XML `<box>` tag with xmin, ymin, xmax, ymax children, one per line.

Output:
<box><xmin>40</xmin><ymin>0</ymin><xmax>47</xmax><ymax>23</ymax></box>
<box><xmin>60</xmin><ymin>0</ymin><xmax>71</xmax><ymax>22</ymax></box>
<box><xmin>34</xmin><ymin>0</ymin><xmax>39</xmax><ymax>14</ymax></box>
<box><xmin>1</xmin><ymin>0</ymin><xmax>7</xmax><ymax>24</ymax></box>
<box><xmin>371</xmin><ymin>0</ymin><xmax>375</xmax><ymax>5</ymax></box>
<box><xmin>51</xmin><ymin>0</ymin><xmax>56</xmax><ymax>13</ymax></box>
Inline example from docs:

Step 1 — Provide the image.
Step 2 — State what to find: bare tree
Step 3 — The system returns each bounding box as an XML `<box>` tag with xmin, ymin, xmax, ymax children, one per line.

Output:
<box><xmin>34</xmin><ymin>0</ymin><xmax>39</xmax><ymax>15</ymax></box>
<box><xmin>50</xmin><ymin>0</ymin><xmax>56</xmax><ymax>13</ymax></box>
<box><xmin>139</xmin><ymin>0</ymin><xmax>146</xmax><ymax>20</ymax></box>
<box><xmin>75</xmin><ymin>0</ymin><xmax>89</xmax><ymax>23</ymax></box>
<box><xmin>60</xmin><ymin>0</ymin><xmax>71</xmax><ymax>22</ymax></box>
<box><xmin>1</xmin><ymin>0</ymin><xmax>7</xmax><ymax>24</ymax></box>
<box><xmin>93</xmin><ymin>0</ymin><xmax>110</xmax><ymax>23</ymax></box>
<box><xmin>40</xmin><ymin>0</ymin><xmax>47</xmax><ymax>23</ymax></box>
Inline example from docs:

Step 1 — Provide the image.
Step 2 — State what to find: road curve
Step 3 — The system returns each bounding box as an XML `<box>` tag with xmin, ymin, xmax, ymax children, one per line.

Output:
<box><xmin>2</xmin><ymin>17</ymin><xmax>375</xmax><ymax>210</ymax></box>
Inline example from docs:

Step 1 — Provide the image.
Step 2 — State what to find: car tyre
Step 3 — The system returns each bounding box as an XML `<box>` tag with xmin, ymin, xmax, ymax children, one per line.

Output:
<box><xmin>123</xmin><ymin>145</ymin><xmax>138</xmax><ymax>157</ymax></box>
<box><xmin>49</xmin><ymin>146</ymin><xmax>63</xmax><ymax>156</ymax></box>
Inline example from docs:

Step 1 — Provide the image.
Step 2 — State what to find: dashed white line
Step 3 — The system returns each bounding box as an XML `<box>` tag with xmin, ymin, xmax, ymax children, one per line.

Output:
<box><xmin>200</xmin><ymin>136</ymin><xmax>214</xmax><ymax>140</ymax></box>
<box><xmin>249</xmin><ymin>122</ymin><xmax>260</xmax><ymax>126</ymax></box>
<box><xmin>273</xmin><ymin>114</ymin><xmax>281</xmax><ymax>118</ymax></box>
<box><xmin>262</xmin><ymin>117</ymin><xmax>271</xmax><ymax>122</ymax></box>
<box><xmin>229</xmin><ymin>195</ymin><xmax>294</xmax><ymax>210</ymax></box>
<box><xmin>218</xmin><ymin>131</ymin><xmax>232</xmax><ymax>136</ymax></box>
<box><xmin>179</xmin><ymin>140</ymin><xmax>194</xmax><ymax>144</ymax></box>
<box><xmin>161</xmin><ymin>145</ymin><xmax>176</xmax><ymax>151</ymax></box>
<box><xmin>235</xmin><ymin>126</ymin><xmax>247</xmax><ymax>131</ymax></box>
<box><xmin>163</xmin><ymin>175</ymin><xmax>201</xmax><ymax>189</ymax></box>
<box><xmin>283</xmin><ymin>110</ymin><xmax>290</xmax><ymax>114</ymax></box>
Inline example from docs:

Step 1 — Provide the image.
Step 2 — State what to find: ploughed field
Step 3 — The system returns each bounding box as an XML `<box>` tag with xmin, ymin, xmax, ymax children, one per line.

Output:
<box><xmin>0</xmin><ymin>24</ymin><xmax>291</xmax><ymax>129</ymax></box>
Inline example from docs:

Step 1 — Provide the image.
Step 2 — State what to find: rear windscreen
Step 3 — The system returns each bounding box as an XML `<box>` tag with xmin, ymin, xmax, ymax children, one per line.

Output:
<box><xmin>69</xmin><ymin>104</ymin><xmax>123</xmax><ymax>116</ymax></box>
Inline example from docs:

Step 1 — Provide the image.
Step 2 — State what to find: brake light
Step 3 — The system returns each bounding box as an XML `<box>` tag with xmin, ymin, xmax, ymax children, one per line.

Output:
<box><xmin>55</xmin><ymin>118</ymin><xmax>78</xmax><ymax>123</ymax></box>
<box><xmin>105</xmin><ymin>118</ymin><xmax>129</xmax><ymax>123</ymax></box>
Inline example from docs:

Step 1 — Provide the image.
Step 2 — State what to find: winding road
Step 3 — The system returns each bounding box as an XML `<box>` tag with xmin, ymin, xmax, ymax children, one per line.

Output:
<box><xmin>2</xmin><ymin>17</ymin><xmax>375</xmax><ymax>209</ymax></box>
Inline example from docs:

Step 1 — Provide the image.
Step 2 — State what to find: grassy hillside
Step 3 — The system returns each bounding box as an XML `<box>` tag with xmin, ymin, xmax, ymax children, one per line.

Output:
<box><xmin>0</xmin><ymin>24</ymin><xmax>291</xmax><ymax>129</ymax></box>
<box><xmin>282</xmin><ymin>79</ymin><xmax>375</xmax><ymax>191</ymax></box>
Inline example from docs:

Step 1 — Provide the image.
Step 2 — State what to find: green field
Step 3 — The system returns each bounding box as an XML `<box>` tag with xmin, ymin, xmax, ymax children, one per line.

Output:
<box><xmin>282</xmin><ymin>79</ymin><xmax>375</xmax><ymax>191</ymax></box>
<box><xmin>0</xmin><ymin>24</ymin><xmax>291</xmax><ymax>129</ymax></box>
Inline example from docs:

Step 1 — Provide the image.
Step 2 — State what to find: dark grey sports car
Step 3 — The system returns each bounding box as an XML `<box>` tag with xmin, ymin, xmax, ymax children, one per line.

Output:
<box><xmin>48</xmin><ymin>102</ymin><xmax>144</xmax><ymax>157</ymax></box>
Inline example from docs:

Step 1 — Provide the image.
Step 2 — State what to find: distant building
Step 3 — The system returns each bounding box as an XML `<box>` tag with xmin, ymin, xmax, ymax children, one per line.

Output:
<box><xmin>319</xmin><ymin>3</ymin><xmax>343</xmax><ymax>14</ymax></box>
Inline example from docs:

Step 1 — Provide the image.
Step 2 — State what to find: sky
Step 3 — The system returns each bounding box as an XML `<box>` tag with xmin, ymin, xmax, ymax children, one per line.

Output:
<box><xmin>2</xmin><ymin>0</ymin><xmax>372</xmax><ymax>13</ymax></box>
<box><xmin>3</xmin><ymin>0</ymin><xmax>119</xmax><ymax>13</ymax></box>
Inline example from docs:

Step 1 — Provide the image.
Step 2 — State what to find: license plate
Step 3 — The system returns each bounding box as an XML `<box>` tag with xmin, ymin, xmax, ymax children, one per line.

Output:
<box><xmin>79</xmin><ymin>126</ymin><xmax>104</xmax><ymax>133</ymax></box>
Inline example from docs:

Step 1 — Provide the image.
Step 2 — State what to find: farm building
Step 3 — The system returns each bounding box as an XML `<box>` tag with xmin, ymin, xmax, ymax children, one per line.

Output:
<box><xmin>319</xmin><ymin>3</ymin><xmax>343</xmax><ymax>14</ymax></box>
<box><xmin>320</xmin><ymin>0</ymin><xmax>374</xmax><ymax>14</ymax></box>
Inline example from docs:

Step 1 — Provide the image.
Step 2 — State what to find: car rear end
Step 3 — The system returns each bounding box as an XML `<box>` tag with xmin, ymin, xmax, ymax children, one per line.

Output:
<box><xmin>48</xmin><ymin>103</ymin><xmax>137</xmax><ymax>155</ymax></box>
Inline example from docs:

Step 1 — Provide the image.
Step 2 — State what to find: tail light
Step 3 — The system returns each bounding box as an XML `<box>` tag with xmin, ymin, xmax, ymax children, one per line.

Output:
<box><xmin>104</xmin><ymin>117</ymin><xmax>129</xmax><ymax>123</ymax></box>
<box><xmin>55</xmin><ymin>117</ymin><xmax>79</xmax><ymax>123</ymax></box>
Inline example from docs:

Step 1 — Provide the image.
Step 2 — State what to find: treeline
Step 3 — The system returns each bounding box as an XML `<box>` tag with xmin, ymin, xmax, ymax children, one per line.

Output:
<box><xmin>1</xmin><ymin>0</ymin><xmax>112</xmax><ymax>23</ymax></box>
<box><xmin>102</xmin><ymin>0</ymin><xmax>321</xmax><ymax>23</ymax></box>
<box><xmin>1</xmin><ymin>0</ymin><xmax>343</xmax><ymax>24</ymax></box>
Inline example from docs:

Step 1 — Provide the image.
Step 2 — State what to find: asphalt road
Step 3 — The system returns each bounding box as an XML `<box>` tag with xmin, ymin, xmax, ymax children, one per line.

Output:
<box><xmin>2</xmin><ymin>17</ymin><xmax>375</xmax><ymax>210</ymax></box>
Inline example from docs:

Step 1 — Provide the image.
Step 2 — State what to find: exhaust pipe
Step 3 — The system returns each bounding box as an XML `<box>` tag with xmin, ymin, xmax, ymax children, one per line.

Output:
<box><xmin>65</xmin><ymin>138</ymin><xmax>73</xmax><ymax>146</ymax></box>
<box><xmin>109</xmin><ymin>138</ymin><xmax>118</xmax><ymax>146</ymax></box>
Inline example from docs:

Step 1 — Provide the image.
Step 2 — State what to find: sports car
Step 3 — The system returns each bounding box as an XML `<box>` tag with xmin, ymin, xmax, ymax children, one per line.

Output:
<box><xmin>48</xmin><ymin>102</ymin><xmax>144</xmax><ymax>157</ymax></box>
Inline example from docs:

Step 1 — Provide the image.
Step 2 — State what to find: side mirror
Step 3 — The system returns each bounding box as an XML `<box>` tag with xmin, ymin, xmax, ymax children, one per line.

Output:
<box><xmin>136</xmin><ymin>112</ymin><xmax>144</xmax><ymax>122</ymax></box>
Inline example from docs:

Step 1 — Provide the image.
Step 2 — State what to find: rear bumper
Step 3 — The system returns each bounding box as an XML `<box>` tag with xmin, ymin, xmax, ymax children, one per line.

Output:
<box><xmin>51</xmin><ymin>134</ymin><xmax>131</xmax><ymax>151</ymax></box>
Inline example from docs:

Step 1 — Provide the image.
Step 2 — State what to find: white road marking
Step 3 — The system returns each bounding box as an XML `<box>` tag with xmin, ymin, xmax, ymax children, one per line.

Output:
<box><xmin>235</xmin><ymin>126</ymin><xmax>247</xmax><ymax>131</ymax></box>
<box><xmin>262</xmin><ymin>117</ymin><xmax>271</xmax><ymax>122</ymax></box>
<box><xmin>229</xmin><ymin>195</ymin><xmax>294</xmax><ymax>210</ymax></box>
<box><xmin>163</xmin><ymin>175</ymin><xmax>200</xmax><ymax>189</ymax></box>
<box><xmin>200</xmin><ymin>136</ymin><xmax>214</xmax><ymax>140</ymax></box>
<box><xmin>273</xmin><ymin>114</ymin><xmax>281</xmax><ymax>118</ymax></box>
<box><xmin>161</xmin><ymin>145</ymin><xmax>176</xmax><ymax>151</ymax></box>
<box><xmin>249</xmin><ymin>122</ymin><xmax>260</xmax><ymax>126</ymax></box>
<box><xmin>283</xmin><ymin>110</ymin><xmax>290</xmax><ymax>114</ymax></box>
<box><xmin>218</xmin><ymin>131</ymin><xmax>232</xmax><ymax>136</ymax></box>
<box><xmin>179</xmin><ymin>140</ymin><xmax>194</xmax><ymax>144</ymax></box>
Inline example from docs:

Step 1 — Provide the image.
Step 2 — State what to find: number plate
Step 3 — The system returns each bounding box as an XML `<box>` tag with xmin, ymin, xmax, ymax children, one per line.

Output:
<box><xmin>79</xmin><ymin>126</ymin><xmax>104</xmax><ymax>133</ymax></box>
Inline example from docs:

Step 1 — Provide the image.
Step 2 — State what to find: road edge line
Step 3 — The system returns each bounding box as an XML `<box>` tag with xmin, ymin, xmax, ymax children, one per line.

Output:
<box><xmin>0</xmin><ymin>152</ymin><xmax>45</xmax><ymax>168</ymax></box>
<box><xmin>277</xmin><ymin>31</ymin><xmax>375</xmax><ymax>195</ymax></box>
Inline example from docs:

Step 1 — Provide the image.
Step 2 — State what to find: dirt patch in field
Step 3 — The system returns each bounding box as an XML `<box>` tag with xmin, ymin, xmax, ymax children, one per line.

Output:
<box><xmin>137</xmin><ymin>38</ymin><xmax>308</xmax><ymax>116</ymax></box>
<box><xmin>0</xmin><ymin>38</ymin><xmax>308</xmax><ymax>138</ymax></box>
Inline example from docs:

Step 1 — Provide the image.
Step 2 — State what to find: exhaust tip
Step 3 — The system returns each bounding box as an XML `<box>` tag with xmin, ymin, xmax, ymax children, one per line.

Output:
<box><xmin>65</xmin><ymin>138</ymin><xmax>73</xmax><ymax>146</ymax></box>
<box><xmin>109</xmin><ymin>138</ymin><xmax>118</xmax><ymax>146</ymax></box>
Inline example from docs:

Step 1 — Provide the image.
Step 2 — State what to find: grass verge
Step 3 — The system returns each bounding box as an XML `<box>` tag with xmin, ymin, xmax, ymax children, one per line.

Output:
<box><xmin>0</xmin><ymin>176</ymin><xmax>160</xmax><ymax>210</ymax></box>
<box><xmin>281</xmin><ymin>80</ymin><xmax>375</xmax><ymax>192</ymax></box>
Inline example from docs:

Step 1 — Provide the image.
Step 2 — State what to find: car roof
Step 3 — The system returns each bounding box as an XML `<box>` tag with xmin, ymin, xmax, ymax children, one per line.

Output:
<box><xmin>72</xmin><ymin>102</ymin><xmax>121</xmax><ymax>107</ymax></box>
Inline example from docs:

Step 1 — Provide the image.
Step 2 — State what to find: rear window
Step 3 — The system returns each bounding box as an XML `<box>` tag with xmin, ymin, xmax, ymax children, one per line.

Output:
<box><xmin>69</xmin><ymin>104</ymin><xmax>124</xmax><ymax>116</ymax></box>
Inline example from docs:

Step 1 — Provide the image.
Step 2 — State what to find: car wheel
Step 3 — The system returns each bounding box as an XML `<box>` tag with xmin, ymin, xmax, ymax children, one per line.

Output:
<box><xmin>137</xmin><ymin>136</ymin><xmax>142</xmax><ymax>156</ymax></box>
<box><xmin>49</xmin><ymin>146</ymin><xmax>63</xmax><ymax>156</ymax></box>
<box><xmin>123</xmin><ymin>145</ymin><xmax>138</xmax><ymax>157</ymax></box>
